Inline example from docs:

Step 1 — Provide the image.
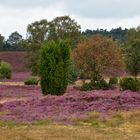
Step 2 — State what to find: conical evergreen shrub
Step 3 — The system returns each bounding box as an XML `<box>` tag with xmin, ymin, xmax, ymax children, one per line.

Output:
<box><xmin>40</xmin><ymin>40</ymin><xmax>70</xmax><ymax>95</ymax></box>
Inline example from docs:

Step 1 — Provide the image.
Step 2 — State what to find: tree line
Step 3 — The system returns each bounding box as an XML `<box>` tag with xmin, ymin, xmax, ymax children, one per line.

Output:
<box><xmin>0</xmin><ymin>17</ymin><xmax>129</xmax><ymax>52</ymax></box>
<box><xmin>82</xmin><ymin>27</ymin><xmax>128</xmax><ymax>43</ymax></box>
<box><xmin>0</xmin><ymin>15</ymin><xmax>140</xmax><ymax>81</ymax></box>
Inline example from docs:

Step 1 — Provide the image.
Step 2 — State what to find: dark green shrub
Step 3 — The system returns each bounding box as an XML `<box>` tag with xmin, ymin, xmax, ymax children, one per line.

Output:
<box><xmin>81</xmin><ymin>83</ymin><xmax>93</xmax><ymax>91</ymax></box>
<box><xmin>109</xmin><ymin>77</ymin><xmax>118</xmax><ymax>88</ymax></box>
<box><xmin>0</xmin><ymin>61</ymin><xmax>12</xmax><ymax>79</ymax></box>
<box><xmin>81</xmin><ymin>79</ymin><xmax>109</xmax><ymax>91</ymax></box>
<box><xmin>40</xmin><ymin>40</ymin><xmax>70</xmax><ymax>95</ymax></box>
<box><xmin>94</xmin><ymin>79</ymin><xmax>109</xmax><ymax>90</ymax></box>
<box><xmin>120</xmin><ymin>77</ymin><xmax>140</xmax><ymax>91</ymax></box>
<box><xmin>68</xmin><ymin>60</ymin><xmax>78</xmax><ymax>83</ymax></box>
<box><xmin>24</xmin><ymin>77</ymin><xmax>39</xmax><ymax>85</ymax></box>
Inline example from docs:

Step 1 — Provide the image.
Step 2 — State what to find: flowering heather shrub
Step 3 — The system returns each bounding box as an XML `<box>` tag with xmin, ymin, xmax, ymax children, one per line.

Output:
<box><xmin>24</xmin><ymin>77</ymin><xmax>39</xmax><ymax>85</ymax></box>
<box><xmin>0</xmin><ymin>52</ymin><xmax>28</xmax><ymax>72</ymax></box>
<box><xmin>120</xmin><ymin>77</ymin><xmax>140</xmax><ymax>91</ymax></box>
<box><xmin>0</xmin><ymin>61</ymin><xmax>12</xmax><ymax>79</ymax></box>
<box><xmin>0</xmin><ymin>86</ymin><xmax>140</xmax><ymax>123</ymax></box>
<box><xmin>0</xmin><ymin>72</ymin><xmax>31</xmax><ymax>82</ymax></box>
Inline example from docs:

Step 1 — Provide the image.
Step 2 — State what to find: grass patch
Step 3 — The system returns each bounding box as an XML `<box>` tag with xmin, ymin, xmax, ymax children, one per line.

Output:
<box><xmin>0</xmin><ymin>110</ymin><xmax>140</xmax><ymax>140</ymax></box>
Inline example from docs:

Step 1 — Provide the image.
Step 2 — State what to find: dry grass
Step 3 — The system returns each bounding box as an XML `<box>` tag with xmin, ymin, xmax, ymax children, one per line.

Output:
<box><xmin>0</xmin><ymin>110</ymin><xmax>140</xmax><ymax>140</ymax></box>
<box><xmin>0</xmin><ymin>82</ymin><xmax>24</xmax><ymax>85</ymax></box>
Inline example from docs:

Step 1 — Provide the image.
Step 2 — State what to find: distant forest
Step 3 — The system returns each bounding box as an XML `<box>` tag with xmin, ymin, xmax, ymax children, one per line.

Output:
<box><xmin>0</xmin><ymin>27</ymin><xmax>128</xmax><ymax>51</ymax></box>
<box><xmin>82</xmin><ymin>27</ymin><xmax>128</xmax><ymax>43</ymax></box>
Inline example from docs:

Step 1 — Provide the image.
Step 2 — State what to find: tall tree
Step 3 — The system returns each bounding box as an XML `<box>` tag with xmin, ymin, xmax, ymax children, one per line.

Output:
<box><xmin>7</xmin><ymin>31</ymin><xmax>22</xmax><ymax>46</ymax></box>
<box><xmin>124</xmin><ymin>26</ymin><xmax>140</xmax><ymax>77</ymax></box>
<box><xmin>0</xmin><ymin>34</ymin><xmax>5</xmax><ymax>51</ymax></box>
<box><xmin>25</xmin><ymin>19</ymin><xmax>49</xmax><ymax>75</ymax></box>
<box><xmin>25</xmin><ymin>16</ymin><xmax>81</xmax><ymax>75</ymax></box>
<box><xmin>27</xmin><ymin>19</ymin><xmax>49</xmax><ymax>44</ymax></box>
<box><xmin>72</xmin><ymin>35</ymin><xmax>125</xmax><ymax>79</ymax></box>
<box><xmin>48</xmin><ymin>16</ymin><xmax>81</xmax><ymax>49</ymax></box>
<box><xmin>82</xmin><ymin>28</ymin><xmax>128</xmax><ymax>44</ymax></box>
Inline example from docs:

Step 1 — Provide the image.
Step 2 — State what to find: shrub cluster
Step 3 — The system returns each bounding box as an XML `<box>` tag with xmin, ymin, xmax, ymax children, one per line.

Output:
<box><xmin>81</xmin><ymin>72</ymin><xmax>119</xmax><ymax>91</ymax></box>
<box><xmin>68</xmin><ymin>60</ymin><xmax>78</xmax><ymax>83</ymax></box>
<box><xmin>24</xmin><ymin>77</ymin><xmax>39</xmax><ymax>85</ymax></box>
<box><xmin>109</xmin><ymin>76</ymin><xmax>118</xmax><ymax>88</ymax></box>
<box><xmin>120</xmin><ymin>77</ymin><xmax>140</xmax><ymax>91</ymax></box>
<box><xmin>81</xmin><ymin>79</ymin><xmax>109</xmax><ymax>91</ymax></box>
<box><xmin>40</xmin><ymin>40</ymin><xmax>70</xmax><ymax>95</ymax></box>
<box><xmin>81</xmin><ymin>73</ymin><xmax>110</xmax><ymax>91</ymax></box>
<box><xmin>0</xmin><ymin>60</ymin><xmax>12</xmax><ymax>79</ymax></box>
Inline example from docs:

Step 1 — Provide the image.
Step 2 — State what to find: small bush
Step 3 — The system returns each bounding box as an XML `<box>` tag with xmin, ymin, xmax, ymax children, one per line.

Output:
<box><xmin>109</xmin><ymin>77</ymin><xmax>118</xmax><ymax>89</ymax></box>
<box><xmin>0</xmin><ymin>61</ymin><xmax>12</xmax><ymax>79</ymax></box>
<box><xmin>24</xmin><ymin>77</ymin><xmax>39</xmax><ymax>85</ymax></box>
<box><xmin>94</xmin><ymin>79</ymin><xmax>110</xmax><ymax>90</ymax></box>
<box><xmin>68</xmin><ymin>60</ymin><xmax>78</xmax><ymax>83</ymax></box>
<box><xmin>109</xmin><ymin>77</ymin><xmax>118</xmax><ymax>85</ymax></box>
<box><xmin>120</xmin><ymin>77</ymin><xmax>140</xmax><ymax>91</ymax></box>
<box><xmin>81</xmin><ymin>83</ymin><xmax>93</xmax><ymax>91</ymax></box>
<box><xmin>81</xmin><ymin>79</ymin><xmax>109</xmax><ymax>91</ymax></box>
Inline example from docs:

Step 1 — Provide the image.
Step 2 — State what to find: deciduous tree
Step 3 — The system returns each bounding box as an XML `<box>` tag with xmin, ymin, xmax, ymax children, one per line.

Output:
<box><xmin>72</xmin><ymin>35</ymin><xmax>125</xmax><ymax>79</ymax></box>
<box><xmin>48</xmin><ymin>16</ymin><xmax>81</xmax><ymax>49</ymax></box>
<box><xmin>124</xmin><ymin>26</ymin><xmax>140</xmax><ymax>77</ymax></box>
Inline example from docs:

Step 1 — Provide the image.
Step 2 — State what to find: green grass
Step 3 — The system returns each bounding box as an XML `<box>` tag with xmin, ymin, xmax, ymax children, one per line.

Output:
<box><xmin>0</xmin><ymin>110</ymin><xmax>140</xmax><ymax>140</ymax></box>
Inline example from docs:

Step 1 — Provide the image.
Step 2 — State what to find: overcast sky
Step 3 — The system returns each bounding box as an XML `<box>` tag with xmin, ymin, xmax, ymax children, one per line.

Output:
<box><xmin>0</xmin><ymin>0</ymin><xmax>140</xmax><ymax>38</ymax></box>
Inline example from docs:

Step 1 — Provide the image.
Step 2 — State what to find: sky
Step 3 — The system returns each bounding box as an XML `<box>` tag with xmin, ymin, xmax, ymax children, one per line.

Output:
<box><xmin>0</xmin><ymin>0</ymin><xmax>140</xmax><ymax>38</ymax></box>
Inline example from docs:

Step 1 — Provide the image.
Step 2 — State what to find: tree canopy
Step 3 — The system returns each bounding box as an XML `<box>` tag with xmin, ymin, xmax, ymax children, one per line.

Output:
<box><xmin>124</xmin><ymin>26</ymin><xmax>140</xmax><ymax>77</ymax></box>
<box><xmin>72</xmin><ymin>35</ymin><xmax>125</xmax><ymax>78</ymax></box>
<box><xmin>48</xmin><ymin>16</ymin><xmax>81</xmax><ymax>49</ymax></box>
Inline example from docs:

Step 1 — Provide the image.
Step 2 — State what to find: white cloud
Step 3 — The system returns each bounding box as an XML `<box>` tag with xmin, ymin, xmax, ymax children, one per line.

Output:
<box><xmin>0</xmin><ymin>4</ymin><xmax>65</xmax><ymax>38</ymax></box>
<box><xmin>0</xmin><ymin>0</ymin><xmax>140</xmax><ymax>38</ymax></box>
<box><xmin>64</xmin><ymin>0</ymin><xmax>140</xmax><ymax>18</ymax></box>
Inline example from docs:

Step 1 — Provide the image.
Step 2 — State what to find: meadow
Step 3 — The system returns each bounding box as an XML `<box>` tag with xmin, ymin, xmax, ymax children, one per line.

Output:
<box><xmin>0</xmin><ymin>51</ymin><xmax>140</xmax><ymax>139</ymax></box>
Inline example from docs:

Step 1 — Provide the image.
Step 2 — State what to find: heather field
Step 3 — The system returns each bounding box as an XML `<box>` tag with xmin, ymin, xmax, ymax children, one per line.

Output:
<box><xmin>0</xmin><ymin>85</ymin><xmax>140</xmax><ymax>123</ymax></box>
<box><xmin>0</xmin><ymin>51</ymin><xmax>140</xmax><ymax>139</ymax></box>
<box><xmin>0</xmin><ymin>85</ymin><xmax>140</xmax><ymax>140</ymax></box>
<box><xmin>0</xmin><ymin>51</ymin><xmax>30</xmax><ymax>82</ymax></box>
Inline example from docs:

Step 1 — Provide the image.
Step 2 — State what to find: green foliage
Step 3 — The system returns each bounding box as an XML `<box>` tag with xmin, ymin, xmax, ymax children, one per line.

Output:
<box><xmin>25</xmin><ymin>16</ymin><xmax>81</xmax><ymax>75</ymax></box>
<box><xmin>27</xmin><ymin>19</ymin><xmax>49</xmax><ymax>44</ymax></box>
<box><xmin>73</xmin><ymin>35</ymin><xmax>125</xmax><ymax>80</ymax></box>
<box><xmin>120</xmin><ymin>77</ymin><xmax>140</xmax><ymax>91</ymax></box>
<box><xmin>82</xmin><ymin>27</ymin><xmax>128</xmax><ymax>43</ymax></box>
<box><xmin>24</xmin><ymin>77</ymin><xmax>39</xmax><ymax>85</ymax></box>
<box><xmin>25</xmin><ymin>19</ymin><xmax>49</xmax><ymax>75</ymax></box>
<box><xmin>123</xmin><ymin>26</ymin><xmax>140</xmax><ymax>77</ymax></box>
<box><xmin>93</xmin><ymin>79</ymin><xmax>109</xmax><ymax>90</ymax></box>
<box><xmin>81</xmin><ymin>72</ymin><xmax>109</xmax><ymax>91</ymax></box>
<box><xmin>109</xmin><ymin>77</ymin><xmax>118</xmax><ymax>87</ymax></box>
<box><xmin>81</xmin><ymin>82</ymin><xmax>93</xmax><ymax>91</ymax></box>
<box><xmin>40</xmin><ymin>40</ymin><xmax>70</xmax><ymax>95</ymax></box>
<box><xmin>0</xmin><ymin>60</ymin><xmax>12</xmax><ymax>79</ymax></box>
<box><xmin>81</xmin><ymin>79</ymin><xmax>109</xmax><ymax>91</ymax></box>
<box><xmin>0</xmin><ymin>34</ymin><xmax>5</xmax><ymax>51</ymax></box>
<box><xmin>68</xmin><ymin>60</ymin><xmax>78</xmax><ymax>83</ymax></box>
<box><xmin>125</xmin><ymin>40</ymin><xmax>140</xmax><ymax>77</ymax></box>
<box><xmin>48</xmin><ymin>15</ymin><xmax>81</xmax><ymax>49</ymax></box>
<box><xmin>0</xmin><ymin>32</ymin><xmax>24</xmax><ymax>51</ymax></box>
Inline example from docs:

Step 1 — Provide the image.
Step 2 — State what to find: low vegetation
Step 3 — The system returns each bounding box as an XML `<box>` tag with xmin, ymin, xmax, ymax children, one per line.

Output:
<box><xmin>0</xmin><ymin>110</ymin><xmax>140</xmax><ymax>140</ymax></box>
<box><xmin>0</xmin><ymin>60</ymin><xmax>12</xmax><ymax>79</ymax></box>
<box><xmin>1</xmin><ymin>15</ymin><xmax>140</xmax><ymax>140</ymax></box>
<box><xmin>120</xmin><ymin>77</ymin><xmax>140</xmax><ymax>91</ymax></box>
<box><xmin>24</xmin><ymin>77</ymin><xmax>39</xmax><ymax>85</ymax></box>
